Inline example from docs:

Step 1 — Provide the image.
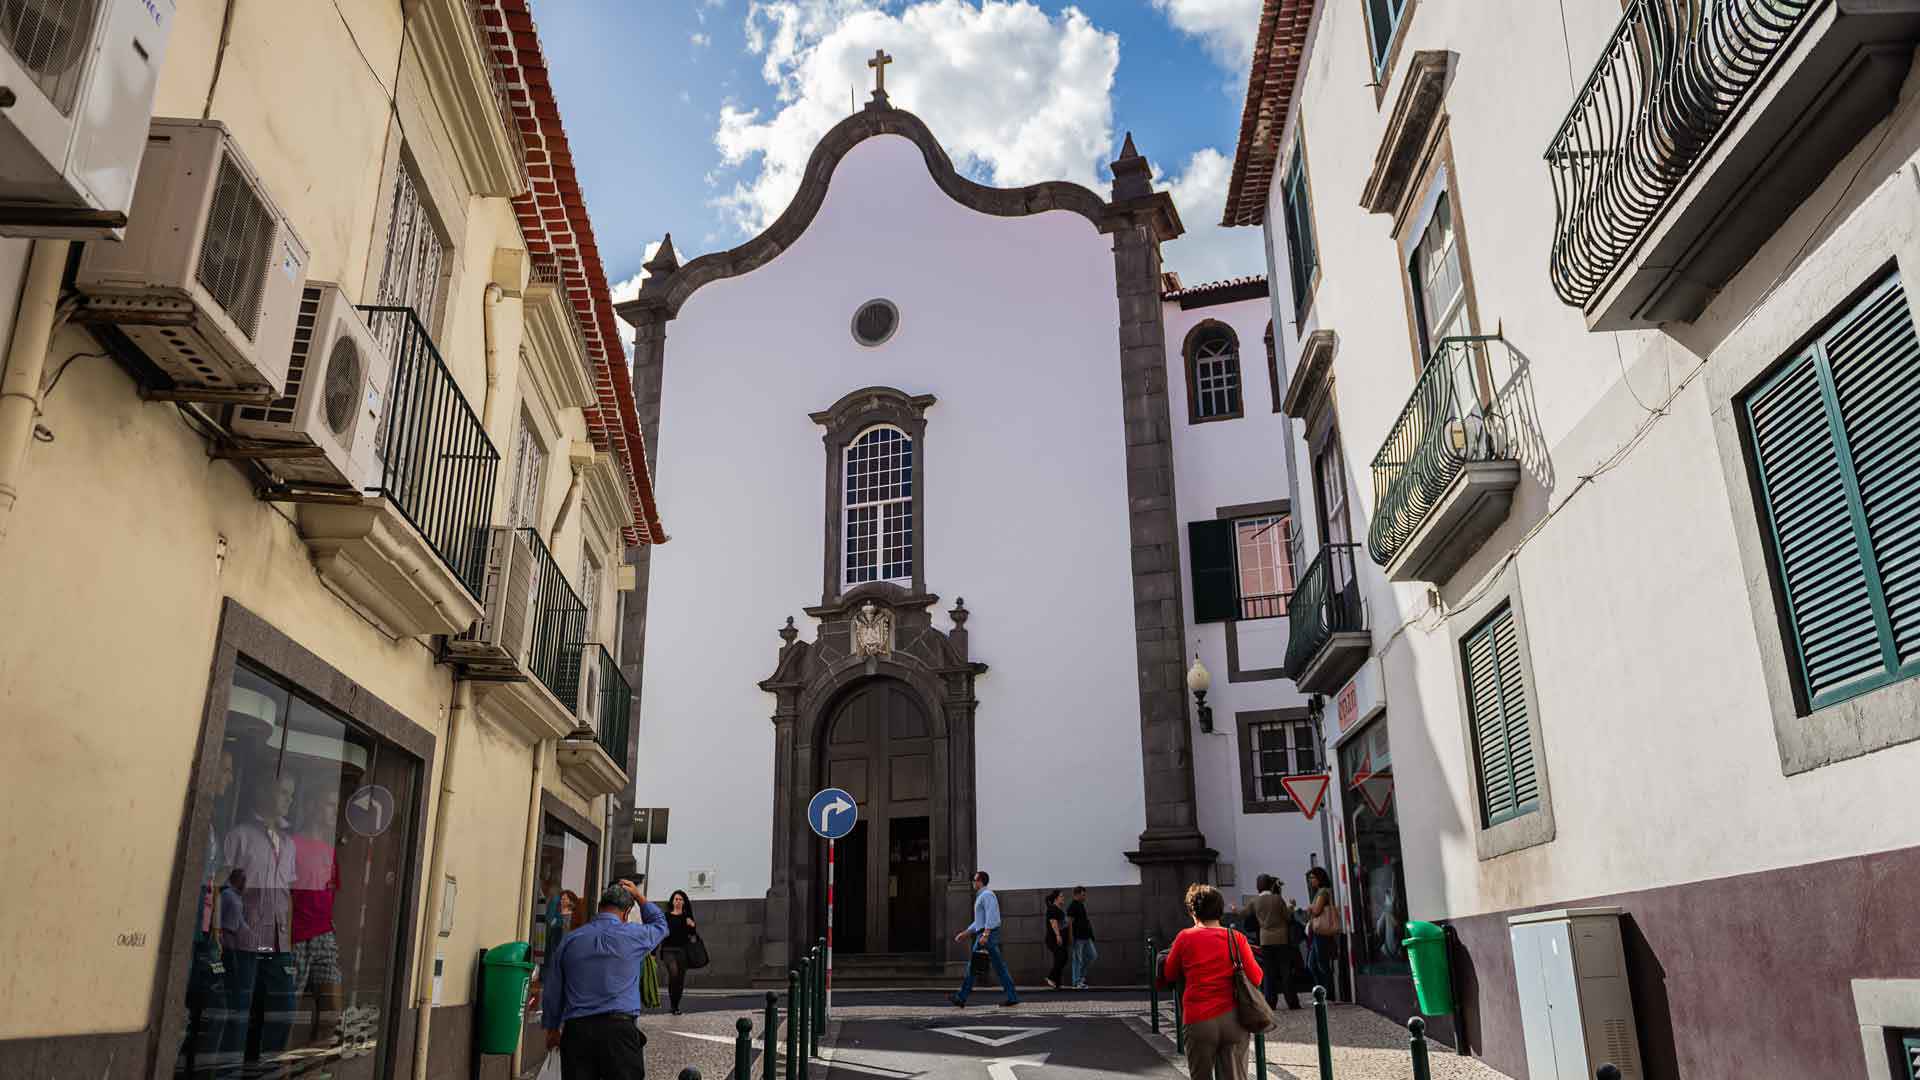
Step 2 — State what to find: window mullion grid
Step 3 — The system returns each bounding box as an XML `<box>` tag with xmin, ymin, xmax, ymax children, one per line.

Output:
<box><xmin>1811</xmin><ymin>345</ymin><xmax>1904</xmax><ymax>685</ymax></box>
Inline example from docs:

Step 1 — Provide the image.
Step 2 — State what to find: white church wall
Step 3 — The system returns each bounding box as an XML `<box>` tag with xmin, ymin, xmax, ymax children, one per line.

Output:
<box><xmin>635</xmin><ymin>133</ymin><xmax>1147</xmax><ymax>901</ymax></box>
<box><xmin>1162</xmin><ymin>292</ymin><xmax>1323</xmax><ymax>900</ymax></box>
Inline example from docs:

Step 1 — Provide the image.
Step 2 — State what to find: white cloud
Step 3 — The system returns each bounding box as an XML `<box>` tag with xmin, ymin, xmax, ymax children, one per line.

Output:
<box><xmin>691</xmin><ymin>31</ymin><xmax>713</xmax><ymax>47</ymax></box>
<box><xmin>1159</xmin><ymin>147</ymin><xmax>1265</xmax><ymax>285</ymax></box>
<box><xmin>713</xmin><ymin>0</ymin><xmax>1119</xmax><ymax>236</ymax></box>
<box><xmin>1150</xmin><ymin>0</ymin><xmax>1262</xmax><ymax>73</ymax></box>
<box><xmin>611</xmin><ymin>240</ymin><xmax>664</xmax><ymax>357</ymax></box>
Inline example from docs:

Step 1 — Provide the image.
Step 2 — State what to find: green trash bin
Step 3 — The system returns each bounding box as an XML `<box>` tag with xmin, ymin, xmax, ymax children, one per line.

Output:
<box><xmin>1403</xmin><ymin>921</ymin><xmax>1454</xmax><ymax>1016</ymax></box>
<box><xmin>478</xmin><ymin>941</ymin><xmax>537</xmax><ymax>1055</ymax></box>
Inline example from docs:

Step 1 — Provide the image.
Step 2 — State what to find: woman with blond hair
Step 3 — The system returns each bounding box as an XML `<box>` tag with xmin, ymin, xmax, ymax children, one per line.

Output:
<box><xmin>1159</xmin><ymin>883</ymin><xmax>1264</xmax><ymax>1080</ymax></box>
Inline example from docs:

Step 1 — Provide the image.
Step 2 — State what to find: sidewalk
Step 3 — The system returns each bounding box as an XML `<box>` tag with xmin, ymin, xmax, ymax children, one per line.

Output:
<box><xmin>1134</xmin><ymin>999</ymin><xmax>1519</xmax><ymax>1080</ymax></box>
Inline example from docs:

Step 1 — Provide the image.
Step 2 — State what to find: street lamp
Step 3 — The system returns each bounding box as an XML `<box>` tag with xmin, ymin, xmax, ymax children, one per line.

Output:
<box><xmin>1186</xmin><ymin>653</ymin><xmax>1213</xmax><ymax>734</ymax></box>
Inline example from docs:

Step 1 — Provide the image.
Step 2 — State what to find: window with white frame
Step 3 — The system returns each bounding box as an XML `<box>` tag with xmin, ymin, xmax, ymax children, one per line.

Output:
<box><xmin>1235</xmin><ymin>515</ymin><xmax>1294</xmax><ymax>619</ymax></box>
<box><xmin>844</xmin><ymin>425</ymin><xmax>914</xmax><ymax>588</ymax></box>
<box><xmin>1409</xmin><ymin>192</ymin><xmax>1466</xmax><ymax>362</ymax></box>
<box><xmin>511</xmin><ymin>415</ymin><xmax>546</xmax><ymax>531</ymax></box>
<box><xmin>1239</xmin><ymin>713</ymin><xmax>1320</xmax><ymax>812</ymax></box>
<box><xmin>1364</xmin><ymin>0</ymin><xmax>1412</xmax><ymax>74</ymax></box>
<box><xmin>1188</xmin><ymin>325</ymin><xmax>1244</xmax><ymax>422</ymax></box>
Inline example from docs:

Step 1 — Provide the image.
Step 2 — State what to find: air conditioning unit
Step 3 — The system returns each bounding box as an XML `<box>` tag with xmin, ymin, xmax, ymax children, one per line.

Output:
<box><xmin>0</xmin><ymin>0</ymin><xmax>174</xmax><ymax>237</ymax></box>
<box><xmin>573</xmin><ymin>643</ymin><xmax>603</xmax><ymax>734</ymax></box>
<box><xmin>1509</xmin><ymin>907</ymin><xmax>1644</xmax><ymax>1079</ymax></box>
<box><xmin>75</xmin><ymin>117</ymin><xmax>309</xmax><ymax>397</ymax></box>
<box><xmin>231</xmin><ymin>282</ymin><xmax>389</xmax><ymax>490</ymax></box>
<box><xmin>444</xmin><ymin>527</ymin><xmax>537</xmax><ymax>678</ymax></box>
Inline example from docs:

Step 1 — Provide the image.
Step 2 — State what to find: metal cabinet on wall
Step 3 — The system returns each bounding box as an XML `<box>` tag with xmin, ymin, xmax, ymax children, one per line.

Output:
<box><xmin>1508</xmin><ymin>907</ymin><xmax>1643</xmax><ymax>1079</ymax></box>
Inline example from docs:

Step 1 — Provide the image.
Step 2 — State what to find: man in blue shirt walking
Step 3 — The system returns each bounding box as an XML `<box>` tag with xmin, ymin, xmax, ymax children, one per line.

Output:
<box><xmin>950</xmin><ymin>870</ymin><xmax>1020</xmax><ymax>1007</ymax></box>
<box><xmin>543</xmin><ymin>880</ymin><xmax>669</xmax><ymax>1078</ymax></box>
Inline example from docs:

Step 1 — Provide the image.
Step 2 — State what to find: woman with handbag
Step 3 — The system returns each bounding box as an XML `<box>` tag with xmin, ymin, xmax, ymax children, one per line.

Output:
<box><xmin>1158</xmin><ymin>884</ymin><xmax>1269</xmax><ymax>1080</ymax></box>
<box><xmin>660</xmin><ymin>890</ymin><xmax>701</xmax><ymax>1015</ymax></box>
<box><xmin>1304</xmin><ymin>867</ymin><xmax>1339</xmax><ymax>994</ymax></box>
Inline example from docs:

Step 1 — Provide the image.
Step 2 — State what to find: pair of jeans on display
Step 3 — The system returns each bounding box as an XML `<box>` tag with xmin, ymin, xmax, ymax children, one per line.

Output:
<box><xmin>955</xmin><ymin>928</ymin><xmax>1020</xmax><ymax>1004</ymax></box>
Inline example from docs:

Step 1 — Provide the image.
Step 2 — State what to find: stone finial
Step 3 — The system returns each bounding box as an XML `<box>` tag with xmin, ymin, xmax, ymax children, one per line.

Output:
<box><xmin>1111</xmin><ymin>131</ymin><xmax>1153</xmax><ymax>202</ymax></box>
<box><xmin>644</xmin><ymin>233</ymin><xmax>681</xmax><ymax>277</ymax></box>
<box><xmin>779</xmin><ymin>616</ymin><xmax>798</xmax><ymax>645</ymax></box>
<box><xmin>950</xmin><ymin>597</ymin><xmax>969</xmax><ymax>629</ymax></box>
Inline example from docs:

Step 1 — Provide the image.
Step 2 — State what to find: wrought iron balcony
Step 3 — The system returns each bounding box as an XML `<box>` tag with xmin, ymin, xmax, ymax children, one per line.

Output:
<box><xmin>556</xmin><ymin>642</ymin><xmax>632</xmax><ymax>796</ymax></box>
<box><xmin>1367</xmin><ymin>336</ymin><xmax>1523</xmax><ymax>584</ymax></box>
<box><xmin>518</xmin><ymin>527</ymin><xmax>589</xmax><ymax>706</ymax></box>
<box><xmin>594</xmin><ymin>646</ymin><xmax>633</xmax><ymax>775</ymax></box>
<box><xmin>1284</xmin><ymin>544</ymin><xmax>1370</xmax><ymax>694</ymax></box>
<box><xmin>1546</xmin><ymin>0</ymin><xmax>1920</xmax><ymax>328</ymax></box>
<box><xmin>359</xmin><ymin>306</ymin><xmax>501</xmax><ymax>599</ymax></box>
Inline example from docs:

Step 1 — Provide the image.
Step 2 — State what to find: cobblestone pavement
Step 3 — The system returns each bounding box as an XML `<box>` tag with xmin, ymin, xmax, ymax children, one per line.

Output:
<box><xmin>1135</xmin><ymin>999</ymin><xmax>1519</xmax><ymax>1080</ymax></box>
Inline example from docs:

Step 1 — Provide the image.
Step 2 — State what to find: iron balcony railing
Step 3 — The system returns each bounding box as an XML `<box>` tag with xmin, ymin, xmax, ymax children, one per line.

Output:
<box><xmin>1240</xmin><ymin>592</ymin><xmax>1291</xmax><ymax>621</ymax></box>
<box><xmin>1284</xmin><ymin>544</ymin><xmax>1365</xmax><ymax>679</ymax></box>
<box><xmin>1544</xmin><ymin>0</ymin><xmax>1822</xmax><ymax>307</ymax></box>
<box><xmin>358</xmin><ymin>306</ymin><xmax>500</xmax><ymax>600</ymax></box>
<box><xmin>596</xmin><ymin>646</ymin><xmax>633</xmax><ymax>774</ymax></box>
<box><xmin>1367</xmin><ymin>335</ymin><xmax>1516</xmax><ymax>567</ymax></box>
<box><xmin>518</xmin><ymin>527</ymin><xmax>588</xmax><ymax>704</ymax></box>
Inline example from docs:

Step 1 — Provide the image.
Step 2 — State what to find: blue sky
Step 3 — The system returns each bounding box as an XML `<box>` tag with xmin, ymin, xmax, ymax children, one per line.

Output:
<box><xmin>535</xmin><ymin>1</ymin><xmax>1267</xmax><ymax>304</ymax></box>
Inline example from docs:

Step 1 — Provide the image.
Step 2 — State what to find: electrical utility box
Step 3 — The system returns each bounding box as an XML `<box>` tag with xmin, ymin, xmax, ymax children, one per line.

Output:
<box><xmin>1508</xmin><ymin>907</ymin><xmax>1643</xmax><ymax>1079</ymax></box>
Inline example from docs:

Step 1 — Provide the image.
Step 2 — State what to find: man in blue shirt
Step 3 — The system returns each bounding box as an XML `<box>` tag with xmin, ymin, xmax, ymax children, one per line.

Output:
<box><xmin>542</xmin><ymin>881</ymin><xmax>669</xmax><ymax>1078</ymax></box>
<box><xmin>950</xmin><ymin>870</ymin><xmax>1020</xmax><ymax>1007</ymax></box>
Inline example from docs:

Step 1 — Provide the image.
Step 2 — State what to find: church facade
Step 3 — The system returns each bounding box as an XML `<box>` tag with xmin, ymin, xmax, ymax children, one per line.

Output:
<box><xmin>616</xmin><ymin>88</ymin><xmax>1322</xmax><ymax>983</ymax></box>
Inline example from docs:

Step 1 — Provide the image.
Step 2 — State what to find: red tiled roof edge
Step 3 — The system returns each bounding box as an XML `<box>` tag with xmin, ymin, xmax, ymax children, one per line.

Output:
<box><xmin>476</xmin><ymin>0</ymin><xmax>664</xmax><ymax>546</ymax></box>
<box><xmin>1162</xmin><ymin>274</ymin><xmax>1268</xmax><ymax>301</ymax></box>
<box><xmin>1223</xmin><ymin>0</ymin><xmax>1314</xmax><ymax>228</ymax></box>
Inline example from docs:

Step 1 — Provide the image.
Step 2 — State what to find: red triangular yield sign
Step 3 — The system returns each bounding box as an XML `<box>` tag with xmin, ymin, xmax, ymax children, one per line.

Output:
<box><xmin>1280</xmin><ymin>773</ymin><xmax>1330</xmax><ymax>820</ymax></box>
<box><xmin>1357</xmin><ymin>772</ymin><xmax>1395</xmax><ymax>818</ymax></box>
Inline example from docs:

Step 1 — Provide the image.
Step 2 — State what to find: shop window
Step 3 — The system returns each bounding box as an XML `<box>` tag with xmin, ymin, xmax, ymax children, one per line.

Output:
<box><xmin>528</xmin><ymin>815</ymin><xmax>597</xmax><ymax>1008</ymax></box>
<box><xmin>1338</xmin><ymin>720</ymin><xmax>1408</xmax><ymax>979</ymax></box>
<box><xmin>175</xmin><ymin>661</ymin><xmax>419</xmax><ymax>1077</ymax></box>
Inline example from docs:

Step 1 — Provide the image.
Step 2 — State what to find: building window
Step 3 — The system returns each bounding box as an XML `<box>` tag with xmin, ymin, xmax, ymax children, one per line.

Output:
<box><xmin>1314</xmin><ymin>432</ymin><xmax>1353</xmax><ymax>549</ymax></box>
<box><xmin>1190</xmin><ymin>510</ymin><xmax>1294</xmax><ymax>624</ymax></box>
<box><xmin>1281</xmin><ymin>133</ymin><xmax>1319</xmax><ymax>317</ymax></box>
<box><xmin>1891</xmin><ymin>1030</ymin><xmax>1919</xmax><ymax>1079</ymax></box>
<box><xmin>581</xmin><ymin>548</ymin><xmax>602</xmax><ymax>640</ymax></box>
<box><xmin>1408</xmin><ymin>192</ymin><xmax>1467</xmax><ymax>361</ymax></box>
<box><xmin>1238</xmin><ymin>711</ymin><xmax>1318</xmax><ymax>813</ymax></box>
<box><xmin>1742</xmin><ymin>272</ymin><xmax>1920</xmax><ymax>714</ymax></box>
<box><xmin>510</xmin><ymin>414</ymin><xmax>546</xmax><ymax>531</ymax></box>
<box><xmin>1461</xmin><ymin>603</ymin><xmax>1539</xmax><ymax>827</ymax></box>
<box><xmin>844</xmin><ymin>425</ymin><xmax>914</xmax><ymax>588</ymax></box>
<box><xmin>1364</xmin><ymin>0</ymin><xmax>1412</xmax><ymax>74</ymax></box>
<box><xmin>1187</xmin><ymin>323</ymin><xmax>1245</xmax><ymax>422</ymax></box>
<box><xmin>375</xmin><ymin>155</ymin><xmax>448</xmax><ymax>330</ymax></box>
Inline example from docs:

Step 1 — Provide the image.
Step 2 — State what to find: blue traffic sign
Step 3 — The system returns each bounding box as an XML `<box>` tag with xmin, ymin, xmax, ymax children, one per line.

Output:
<box><xmin>808</xmin><ymin>787</ymin><xmax>858</xmax><ymax>840</ymax></box>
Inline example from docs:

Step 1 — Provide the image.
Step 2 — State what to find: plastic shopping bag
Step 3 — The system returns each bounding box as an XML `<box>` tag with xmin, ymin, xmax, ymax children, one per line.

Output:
<box><xmin>535</xmin><ymin>1051</ymin><xmax>563</xmax><ymax>1080</ymax></box>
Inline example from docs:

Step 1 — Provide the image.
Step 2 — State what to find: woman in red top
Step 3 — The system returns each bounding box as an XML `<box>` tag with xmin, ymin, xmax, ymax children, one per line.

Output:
<box><xmin>1160</xmin><ymin>883</ymin><xmax>1263</xmax><ymax>1080</ymax></box>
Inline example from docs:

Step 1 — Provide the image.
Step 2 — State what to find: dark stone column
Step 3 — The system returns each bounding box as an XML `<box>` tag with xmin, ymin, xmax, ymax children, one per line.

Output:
<box><xmin>611</xmin><ymin>304</ymin><xmax>669</xmax><ymax>883</ymax></box>
<box><xmin>1108</xmin><ymin>136</ymin><xmax>1216</xmax><ymax>938</ymax></box>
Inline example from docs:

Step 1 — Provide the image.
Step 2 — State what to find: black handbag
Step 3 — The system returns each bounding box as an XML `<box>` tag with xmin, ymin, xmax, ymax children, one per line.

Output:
<box><xmin>685</xmin><ymin>933</ymin><xmax>711</xmax><ymax>970</ymax></box>
<box><xmin>969</xmin><ymin>947</ymin><xmax>989</xmax><ymax>975</ymax></box>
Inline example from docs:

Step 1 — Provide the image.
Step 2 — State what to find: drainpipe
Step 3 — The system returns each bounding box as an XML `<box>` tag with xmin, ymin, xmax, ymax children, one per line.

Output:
<box><xmin>411</xmin><ymin>678</ymin><xmax>472</xmax><ymax>1080</ymax></box>
<box><xmin>0</xmin><ymin>239</ymin><xmax>72</xmax><ymax>544</ymax></box>
<box><xmin>481</xmin><ymin>282</ymin><xmax>505</xmax><ymax>431</ymax></box>
<box><xmin>510</xmin><ymin>740</ymin><xmax>548</xmax><ymax>1078</ymax></box>
<box><xmin>547</xmin><ymin>446</ymin><xmax>588</xmax><ymax>545</ymax></box>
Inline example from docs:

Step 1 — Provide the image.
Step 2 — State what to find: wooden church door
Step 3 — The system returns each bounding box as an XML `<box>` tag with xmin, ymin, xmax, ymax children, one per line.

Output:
<box><xmin>822</xmin><ymin>679</ymin><xmax>935</xmax><ymax>956</ymax></box>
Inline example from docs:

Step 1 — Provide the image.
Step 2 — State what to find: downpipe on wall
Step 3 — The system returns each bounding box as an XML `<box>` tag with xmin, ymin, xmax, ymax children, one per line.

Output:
<box><xmin>0</xmin><ymin>239</ymin><xmax>72</xmax><ymax>544</ymax></box>
<box><xmin>510</xmin><ymin>739</ymin><xmax>548</xmax><ymax>1078</ymax></box>
<box><xmin>411</xmin><ymin>677</ymin><xmax>473</xmax><ymax>1080</ymax></box>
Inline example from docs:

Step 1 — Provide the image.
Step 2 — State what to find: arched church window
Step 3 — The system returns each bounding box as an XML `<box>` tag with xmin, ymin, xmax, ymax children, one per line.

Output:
<box><xmin>1187</xmin><ymin>323</ymin><xmax>1244</xmax><ymax>422</ymax></box>
<box><xmin>844</xmin><ymin>425</ymin><xmax>914</xmax><ymax>587</ymax></box>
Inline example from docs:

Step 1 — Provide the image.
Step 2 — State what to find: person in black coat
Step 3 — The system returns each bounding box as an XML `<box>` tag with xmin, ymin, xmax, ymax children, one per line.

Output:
<box><xmin>661</xmin><ymin>890</ymin><xmax>697</xmax><ymax>1015</ymax></box>
<box><xmin>1043</xmin><ymin>890</ymin><xmax>1071</xmax><ymax>989</ymax></box>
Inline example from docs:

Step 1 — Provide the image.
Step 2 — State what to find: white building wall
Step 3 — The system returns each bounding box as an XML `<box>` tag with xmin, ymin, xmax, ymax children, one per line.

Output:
<box><xmin>1262</xmin><ymin>0</ymin><xmax>1920</xmax><ymax>926</ymax></box>
<box><xmin>636</xmin><ymin>133</ymin><xmax>1147</xmax><ymax>901</ymax></box>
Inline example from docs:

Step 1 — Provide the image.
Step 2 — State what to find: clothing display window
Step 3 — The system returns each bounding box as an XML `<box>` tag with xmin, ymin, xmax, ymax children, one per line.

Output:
<box><xmin>1339</xmin><ymin>719</ymin><xmax>1409</xmax><ymax>978</ymax></box>
<box><xmin>529</xmin><ymin>816</ymin><xmax>597</xmax><ymax>1012</ymax></box>
<box><xmin>176</xmin><ymin>661</ymin><xmax>419</xmax><ymax>1078</ymax></box>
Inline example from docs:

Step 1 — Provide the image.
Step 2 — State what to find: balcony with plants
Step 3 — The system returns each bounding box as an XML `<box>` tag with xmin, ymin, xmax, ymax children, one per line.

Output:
<box><xmin>1546</xmin><ymin>0</ymin><xmax>1920</xmax><ymax>329</ymax></box>
<box><xmin>555</xmin><ymin>643</ymin><xmax>633</xmax><ymax>798</ymax></box>
<box><xmin>295</xmin><ymin>306</ymin><xmax>500</xmax><ymax>639</ymax></box>
<box><xmin>1284</xmin><ymin>543</ymin><xmax>1370</xmax><ymax>695</ymax></box>
<box><xmin>1367</xmin><ymin>335</ymin><xmax>1523</xmax><ymax>585</ymax></box>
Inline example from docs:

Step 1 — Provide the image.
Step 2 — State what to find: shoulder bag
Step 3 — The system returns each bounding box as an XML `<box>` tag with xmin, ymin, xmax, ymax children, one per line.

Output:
<box><xmin>1310</xmin><ymin>891</ymin><xmax>1339</xmax><ymax>937</ymax></box>
<box><xmin>1228</xmin><ymin>929</ymin><xmax>1276</xmax><ymax>1033</ymax></box>
<box><xmin>685</xmin><ymin>931</ymin><xmax>711</xmax><ymax>970</ymax></box>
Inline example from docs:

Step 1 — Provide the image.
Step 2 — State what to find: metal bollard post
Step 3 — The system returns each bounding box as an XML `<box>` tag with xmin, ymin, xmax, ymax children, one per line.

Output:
<box><xmin>1254</xmin><ymin>1029</ymin><xmax>1268</xmax><ymax>1080</ymax></box>
<box><xmin>813</xmin><ymin>940</ymin><xmax>827</xmax><ymax>1055</ymax></box>
<box><xmin>1173</xmin><ymin>981</ymin><xmax>1184</xmax><ymax>1053</ymax></box>
<box><xmin>1313</xmin><ymin>986</ymin><xmax>1334</xmax><ymax>1079</ymax></box>
<box><xmin>785</xmin><ymin>970</ymin><xmax>799</xmax><ymax>1080</ymax></box>
<box><xmin>796</xmin><ymin>954</ymin><xmax>811</xmax><ymax>1080</ymax></box>
<box><xmin>1146</xmin><ymin>934</ymin><xmax>1159</xmax><ymax>1034</ymax></box>
<box><xmin>735</xmin><ymin>1018</ymin><xmax>754</xmax><ymax>1080</ymax></box>
<box><xmin>1408</xmin><ymin>1017</ymin><xmax>1431</xmax><ymax>1080</ymax></box>
<box><xmin>1597</xmin><ymin>1068</ymin><xmax>1622</xmax><ymax>1080</ymax></box>
<box><xmin>763</xmin><ymin>992</ymin><xmax>779</xmax><ymax>1080</ymax></box>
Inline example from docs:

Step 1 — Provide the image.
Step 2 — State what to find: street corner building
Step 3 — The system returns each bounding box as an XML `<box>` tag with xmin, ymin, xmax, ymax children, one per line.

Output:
<box><xmin>1214</xmin><ymin>0</ymin><xmax>1920</xmax><ymax>1078</ymax></box>
<box><xmin>0</xmin><ymin>2</ymin><xmax>663</xmax><ymax>1078</ymax></box>
<box><xmin>613</xmin><ymin>80</ymin><xmax>1345</xmax><ymax>984</ymax></box>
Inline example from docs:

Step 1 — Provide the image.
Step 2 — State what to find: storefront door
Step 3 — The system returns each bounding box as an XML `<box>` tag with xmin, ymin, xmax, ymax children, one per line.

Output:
<box><xmin>1339</xmin><ymin>720</ymin><xmax>1409</xmax><ymax>984</ymax></box>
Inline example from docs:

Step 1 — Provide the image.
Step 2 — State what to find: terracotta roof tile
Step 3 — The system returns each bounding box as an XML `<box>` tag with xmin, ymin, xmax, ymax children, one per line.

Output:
<box><xmin>1224</xmin><ymin>0</ymin><xmax>1315</xmax><ymax>228</ymax></box>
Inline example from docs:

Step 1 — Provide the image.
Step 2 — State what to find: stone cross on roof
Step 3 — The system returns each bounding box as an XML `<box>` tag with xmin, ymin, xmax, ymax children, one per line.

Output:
<box><xmin>868</xmin><ymin>49</ymin><xmax>893</xmax><ymax>101</ymax></box>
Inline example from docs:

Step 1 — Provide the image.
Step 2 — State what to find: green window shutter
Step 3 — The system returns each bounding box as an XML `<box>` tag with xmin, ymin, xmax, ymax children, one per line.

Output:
<box><xmin>1189</xmin><ymin>520</ymin><xmax>1239</xmax><ymax>624</ymax></box>
<box><xmin>1281</xmin><ymin>148</ymin><xmax>1316</xmax><ymax>312</ymax></box>
<box><xmin>1461</xmin><ymin>604</ymin><xmax>1536</xmax><ymax>827</ymax></box>
<box><xmin>1744</xmin><ymin>273</ymin><xmax>1920</xmax><ymax>709</ymax></box>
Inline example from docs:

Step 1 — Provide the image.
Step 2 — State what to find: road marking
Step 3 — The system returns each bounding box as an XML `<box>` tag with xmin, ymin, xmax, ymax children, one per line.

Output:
<box><xmin>930</xmin><ymin>1026</ymin><xmax>1056</xmax><ymax>1048</ymax></box>
<box><xmin>986</xmin><ymin>1052</ymin><xmax>1050</xmax><ymax>1080</ymax></box>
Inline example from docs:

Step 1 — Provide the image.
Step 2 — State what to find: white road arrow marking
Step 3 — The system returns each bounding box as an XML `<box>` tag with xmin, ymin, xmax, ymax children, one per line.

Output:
<box><xmin>986</xmin><ymin>1052</ymin><xmax>1050</xmax><ymax>1080</ymax></box>
<box><xmin>818</xmin><ymin>796</ymin><xmax>853</xmax><ymax>833</ymax></box>
<box><xmin>930</xmin><ymin>1026</ymin><xmax>1056</xmax><ymax>1048</ymax></box>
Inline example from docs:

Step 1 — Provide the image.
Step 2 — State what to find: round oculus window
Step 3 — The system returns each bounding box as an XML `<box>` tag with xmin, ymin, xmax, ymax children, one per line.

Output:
<box><xmin>851</xmin><ymin>299</ymin><xmax>899</xmax><ymax>347</ymax></box>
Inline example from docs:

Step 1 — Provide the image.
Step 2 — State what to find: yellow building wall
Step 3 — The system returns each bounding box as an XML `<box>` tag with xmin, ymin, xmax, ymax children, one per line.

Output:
<box><xmin>0</xmin><ymin>0</ymin><xmax>623</xmax><ymax>1043</ymax></box>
